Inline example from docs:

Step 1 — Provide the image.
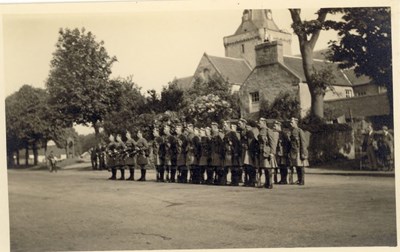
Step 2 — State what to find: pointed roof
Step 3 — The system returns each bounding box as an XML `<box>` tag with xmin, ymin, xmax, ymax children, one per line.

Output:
<box><xmin>235</xmin><ymin>9</ymin><xmax>280</xmax><ymax>35</ymax></box>
<box><xmin>205</xmin><ymin>54</ymin><xmax>252</xmax><ymax>85</ymax></box>
<box><xmin>283</xmin><ymin>56</ymin><xmax>352</xmax><ymax>86</ymax></box>
<box><xmin>175</xmin><ymin>76</ymin><xmax>193</xmax><ymax>90</ymax></box>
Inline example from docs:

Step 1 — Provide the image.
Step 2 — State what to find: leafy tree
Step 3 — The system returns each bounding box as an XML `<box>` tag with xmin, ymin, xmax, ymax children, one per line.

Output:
<box><xmin>325</xmin><ymin>7</ymin><xmax>393</xmax><ymax>114</ymax></box>
<box><xmin>46</xmin><ymin>27</ymin><xmax>118</xmax><ymax>138</ymax></box>
<box><xmin>6</xmin><ymin>85</ymin><xmax>50</xmax><ymax>166</ymax></box>
<box><xmin>289</xmin><ymin>9</ymin><xmax>334</xmax><ymax>119</ymax></box>
<box><xmin>160</xmin><ymin>80</ymin><xmax>186</xmax><ymax>112</ymax></box>
<box><xmin>102</xmin><ymin>77</ymin><xmax>146</xmax><ymax>136</ymax></box>
<box><xmin>259</xmin><ymin>91</ymin><xmax>301</xmax><ymax>120</ymax></box>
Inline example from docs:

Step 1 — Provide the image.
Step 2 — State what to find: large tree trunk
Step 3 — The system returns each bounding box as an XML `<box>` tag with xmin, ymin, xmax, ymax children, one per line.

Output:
<box><xmin>93</xmin><ymin>121</ymin><xmax>100</xmax><ymax>142</ymax></box>
<box><xmin>25</xmin><ymin>146</ymin><xmax>29</xmax><ymax>166</ymax></box>
<box><xmin>311</xmin><ymin>93</ymin><xmax>324</xmax><ymax>118</ymax></box>
<box><xmin>289</xmin><ymin>8</ymin><xmax>328</xmax><ymax>119</ymax></box>
<box><xmin>32</xmin><ymin>142</ymin><xmax>38</xmax><ymax>166</ymax></box>
<box><xmin>16</xmin><ymin>150</ymin><xmax>20</xmax><ymax>166</ymax></box>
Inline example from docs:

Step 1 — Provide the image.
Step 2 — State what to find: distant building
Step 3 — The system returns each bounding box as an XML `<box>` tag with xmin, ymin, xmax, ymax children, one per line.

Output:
<box><xmin>173</xmin><ymin>9</ymin><xmax>388</xmax><ymax>120</ymax></box>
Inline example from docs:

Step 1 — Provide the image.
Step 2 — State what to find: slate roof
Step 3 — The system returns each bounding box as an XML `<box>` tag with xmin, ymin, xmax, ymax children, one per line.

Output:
<box><xmin>206</xmin><ymin>54</ymin><xmax>252</xmax><ymax>85</ymax></box>
<box><xmin>325</xmin><ymin>93</ymin><xmax>390</xmax><ymax>118</ymax></box>
<box><xmin>283</xmin><ymin>56</ymin><xmax>352</xmax><ymax>86</ymax></box>
<box><xmin>175</xmin><ymin>76</ymin><xmax>193</xmax><ymax>90</ymax></box>
<box><xmin>342</xmin><ymin>69</ymin><xmax>372</xmax><ymax>86</ymax></box>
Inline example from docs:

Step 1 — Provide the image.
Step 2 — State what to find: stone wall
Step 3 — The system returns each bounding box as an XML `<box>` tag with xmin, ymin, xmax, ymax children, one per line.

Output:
<box><xmin>239</xmin><ymin>63</ymin><xmax>299</xmax><ymax>118</ymax></box>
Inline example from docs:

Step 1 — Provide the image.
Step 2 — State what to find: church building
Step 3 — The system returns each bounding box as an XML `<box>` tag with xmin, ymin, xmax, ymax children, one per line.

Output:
<box><xmin>175</xmin><ymin>9</ymin><xmax>387</xmax><ymax>120</ymax></box>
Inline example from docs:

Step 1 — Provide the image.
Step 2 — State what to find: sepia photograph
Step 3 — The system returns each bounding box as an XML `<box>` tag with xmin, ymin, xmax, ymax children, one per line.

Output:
<box><xmin>0</xmin><ymin>0</ymin><xmax>398</xmax><ymax>251</ymax></box>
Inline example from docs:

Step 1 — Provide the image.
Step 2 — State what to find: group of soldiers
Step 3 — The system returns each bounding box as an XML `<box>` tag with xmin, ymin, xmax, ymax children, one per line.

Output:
<box><xmin>104</xmin><ymin>117</ymin><xmax>309</xmax><ymax>189</ymax></box>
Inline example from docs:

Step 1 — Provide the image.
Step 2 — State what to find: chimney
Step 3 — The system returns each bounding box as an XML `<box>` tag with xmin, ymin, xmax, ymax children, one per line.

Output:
<box><xmin>255</xmin><ymin>40</ymin><xmax>284</xmax><ymax>66</ymax></box>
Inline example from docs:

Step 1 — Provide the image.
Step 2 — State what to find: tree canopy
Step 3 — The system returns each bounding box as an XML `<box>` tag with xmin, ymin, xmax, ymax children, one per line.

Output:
<box><xmin>46</xmin><ymin>27</ymin><xmax>118</xmax><ymax>136</ymax></box>
<box><xmin>325</xmin><ymin>7</ymin><xmax>392</xmax><ymax>114</ymax></box>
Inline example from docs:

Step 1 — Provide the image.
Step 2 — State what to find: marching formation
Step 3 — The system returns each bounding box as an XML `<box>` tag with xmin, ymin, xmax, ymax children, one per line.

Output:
<box><xmin>104</xmin><ymin>117</ymin><xmax>310</xmax><ymax>189</ymax></box>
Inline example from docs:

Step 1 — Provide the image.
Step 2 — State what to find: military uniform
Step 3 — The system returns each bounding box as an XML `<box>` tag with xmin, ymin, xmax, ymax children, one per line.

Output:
<box><xmin>125</xmin><ymin>137</ymin><xmax>137</xmax><ymax>181</ymax></box>
<box><xmin>289</xmin><ymin>119</ymin><xmax>309</xmax><ymax>185</ymax></box>
<box><xmin>106</xmin><ymin>139</ymin><xmax>118</xmax><ymax>180</ymax></box>
<box><xmin>258</xmin><ymin>123</ymin><xmax>278</xmax><ymax>189</ymax></box>
<box><xmin>244</xmin><ymin>128</ymin><xmax>259</xmax><ymax>187</ymax></box>
<box><xmin>136</xmin><ymin>136</ymin><xmax>149</xmax><ymax>181</ymax></box>
<box><xmin>199</xmin><ymin>132</ymin><xmax>211</xmax><ymax>184</ymax></box>
<box><xmin>153</xmin><ymin>135</ymin><xmax>165</xmax><ymax>182</ymax></box>
<box><xmin>210</xmin><ymin>128</ymin><xmax>224</xmax><ymax>185</ymax></box>
<box><xmin>191</xmin><ymin>133</ymin><xmax>202</xmax><ymax>184</ymax></box>
<box><xmin>176</xmin><ymin>133</ymin><xmax>189</xmax><ymax>183</ymax></box>
<box><xmin>223</xmin><ymin>129</ymin><xmax>241</xmax><ymax>186</ymax></box>
<box><xmin>276</xmin><ymin>130</ymin><xmax>291</xmax><ymax>184</ymax></box>
<box><xmin>115</xmin><ymin>139</ymin><xmax>127</xmax><ymax>180</ymax></box>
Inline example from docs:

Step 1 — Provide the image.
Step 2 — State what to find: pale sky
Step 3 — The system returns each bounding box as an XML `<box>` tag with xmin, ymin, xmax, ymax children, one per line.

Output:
<box><xmin>0</xmin><ymin>1</ymin><xmax>374</xmax><ymax>134</ymax></box>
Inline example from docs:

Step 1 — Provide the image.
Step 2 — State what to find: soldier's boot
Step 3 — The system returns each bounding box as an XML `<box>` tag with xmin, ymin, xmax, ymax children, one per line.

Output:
<box><xmin>238</xmin><ymin>168</ymin><xmax>243</xmax><ymax>183</ymax></box>
<box><xmin>118</xmin><ymin>169</ymin><xmax>125</xmax><ymax>180</ymax></box>
<box><xmin>268</xmin><ymin>169</ymin><xmax>273</xmax><ymax>189</ymax></box>
<box><xmin>300</xmin><ymin>167</ymin><xmax>305</xmax><ymax>185</ymax></box>
<box><xmin>159</xmin><ymin>169</ymin><xmax>164</xmax><ymax>182</ymax></box>
<box><xmin>170</xmin><ymin>169</ymin><xmax>176</xmax><ymax>183</ymax></box>
<box><xmin>295</xmin><ymin>167</ymin><xmax>302</xmax><ymax>185</ymax></box>
<box><xmin>108</xmin><ymin>169</ymin><xmax>117</xmax><ymax>180</ymax></box>
<box><xmin>142</xmin><ymin>169</ymin><xmax>147</xmax><ymax>181</ymax></box>
<box><xmin>273</xmin><ymin>168</ymin><xmax>278</xmax><ymax>184</ymax></box>
<box><xmin>126</xmin><ymin>169</ymin><xmax>134</xmax><ymax>180</ymax></box>
<box><xmin>288</xmin><ymin>169</ymin><xmax>294</xmax><ymax>185</ymax></box>
<box><xmin>279</xmin><ymin>167</ymin><xmax>288</xmax><ymax>184</ymax></box>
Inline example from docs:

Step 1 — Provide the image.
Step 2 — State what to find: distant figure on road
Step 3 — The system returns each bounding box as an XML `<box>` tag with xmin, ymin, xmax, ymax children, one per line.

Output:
<box><xmin>47</xmin><ymin>151</ymin><xmax>57</xmax><ymax>173</ymax></box>
<box><xmin>90</xmin><ymin>147</ymin><xmax>98</xmax><ymax>170</ymax></box>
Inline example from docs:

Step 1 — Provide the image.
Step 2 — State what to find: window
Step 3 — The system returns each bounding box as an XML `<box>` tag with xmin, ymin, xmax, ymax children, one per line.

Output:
<box><xmin>241</xmin><ymin>44</ymin><xmax>245</xmax><ymax>53</ymax></box>
<box><xmin>345</xmin><ymin>89</ymin><xmax>353</xmax><ymax>98</ymax></box>
<box><xmin>250</xmin><ymin>92</ymin><xmax>259</xmax><ymax>103</ymax></box>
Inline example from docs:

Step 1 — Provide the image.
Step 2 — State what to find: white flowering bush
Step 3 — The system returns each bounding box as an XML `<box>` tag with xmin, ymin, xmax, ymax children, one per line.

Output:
<box><xmin>186</xmin><ymin>94</ymin><xmax>232</xmax><ymax>127</ymax></box>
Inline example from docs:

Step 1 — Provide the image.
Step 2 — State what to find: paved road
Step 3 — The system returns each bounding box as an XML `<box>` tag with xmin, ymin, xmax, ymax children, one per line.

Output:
<box><xmin>7</xmin><ymin>168</ymin><xmax>397</xmax><ymax>251</ymax></box>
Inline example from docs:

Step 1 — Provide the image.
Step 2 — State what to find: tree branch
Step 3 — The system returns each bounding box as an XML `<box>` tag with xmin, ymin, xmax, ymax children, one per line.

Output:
<box><xmin>309</xmin><ymin>9</ymin><xmax>329</xmax><ymax>49</ymax></box>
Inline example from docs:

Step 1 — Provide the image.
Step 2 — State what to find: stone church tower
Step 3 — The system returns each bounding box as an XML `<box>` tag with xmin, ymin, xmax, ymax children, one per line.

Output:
<box><xmin>223</xmin><ymin>9</ymin><xmax>292</xmax><ymax>68</ymax></box>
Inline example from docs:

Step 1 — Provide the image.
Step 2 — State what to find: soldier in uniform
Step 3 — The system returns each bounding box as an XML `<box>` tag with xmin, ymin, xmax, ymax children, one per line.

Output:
<box><xmin>125</xmin><ymin>131</ymin><xmax>137</xmax><ymax>181</ymax></box>
<box><xmin>152</xmin><ymin>127</ymin><xmax>165</xmax><ymax>182</ymax></box>
<box><xmin>210</xmin><ymin>122</ymin><xmax>224</xmax><ymax>185</ymax></box>
<box><xmin>115</xmin><ymin>134</ymin><xmax>127</xmax><ymax>180</ymax></box>
<box><xmin>106</xmin><ymin>134</ymin><xmax>118</xmax><ymax>180</ymax></box>
<box><xmin>136</xmin><ymin>130</ymin><xmax>149</xmax><ymax>181</ymax></box>
<box><xmin>185</xmin><ymin>124</ymin><xmax>197</xmax><ymax>183</ymax></box>
<box><xmin>192</xmin><ymin>127</ymin><xmax>202</xmax><ymax>184</ymax></box>
<box><xmin>204</xmin><ymin>127</ymin><xmax>214</xmax><ymax>184</ymax></box>
<box><xmin>275</xmin><ymin>121</ymin><xmax>291</xmax><ymax>184</ymax></box>
<box><xmin>244</xmin><ymin>121</ymin><xmax>259</xmax><ymax>187</ymax></box>
<box><xmin>199</xmin><ymin>128</ymin><xmax>211</xmax><ymax>184</ymax></box>
<box><xmin>176</xmin><ymin>124</ymin><xmax>189</xmax><ymax>183</ymax></box>
<box><xmin>223</xmin><ymin>121</ymin><xmax>241</xmax><ymax>186</ymax></box>
<box><xmin>258</xmin><ymin>118</ymin><xmax>278</xmax><ymax>189</ymax></box>
<box><xmin>289</xmin><ymin>117</ymin><xmax>309</xmax><ymax>185</ymax></box>
<box><xmin>163</xmin><ymin>124</ymin><xmax>177</xmax><ymax>182</ymax></box>
<box><xmin>237</xmin><ymin>119</ymin><xmax>248</xmax><ymax>185</ymax></box>
<box><xmin>379</xmin><ymin>126</ymin><xmax>394</xmax><ymax>171</ymax></box>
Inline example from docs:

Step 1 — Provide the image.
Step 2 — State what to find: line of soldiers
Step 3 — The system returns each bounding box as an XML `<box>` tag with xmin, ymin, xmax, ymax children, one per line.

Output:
<box><xmin>104</xmin><ymin>117</ymin><xmax>310</xmax><ymax>189</ymax></box>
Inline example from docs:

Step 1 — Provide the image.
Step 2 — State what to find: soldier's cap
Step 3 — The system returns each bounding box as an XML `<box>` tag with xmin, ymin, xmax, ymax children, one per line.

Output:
<box><xmin>259</xmin><ymin>117</ymin><xmax>267</xmax><ymax>122</ymax></box>
<box><xmin>186</xmin><ymin>123</ymin><xmax>193</xmax><ymax>128</ymax></box>
<box><xmin>290</xmin><ymin>117</ymin><xmax>299</xmax><ymax>123</ymax></box>
<box><xmin>382</xmin><ymin>126</ymin><xmax>388</xmax><ymax>130</ymax></box>
<box><xmin>239</xmin><ymin>118</ymin><xmax>247</xmax><ymax>124</ymax></box>
<box><xmin>274</xmin><ymin>120</ymin><xmax>282</xmax><ymax>125</ymax></box>
<box><xmin>211</xmin><ymin>122</ymin><xmax>218</xmax><ymax>126</ymax></box>
<box><xmin>175</xmin><ymin>123</ymin><xmax>182</xmax><ymax>128</ymax></box>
